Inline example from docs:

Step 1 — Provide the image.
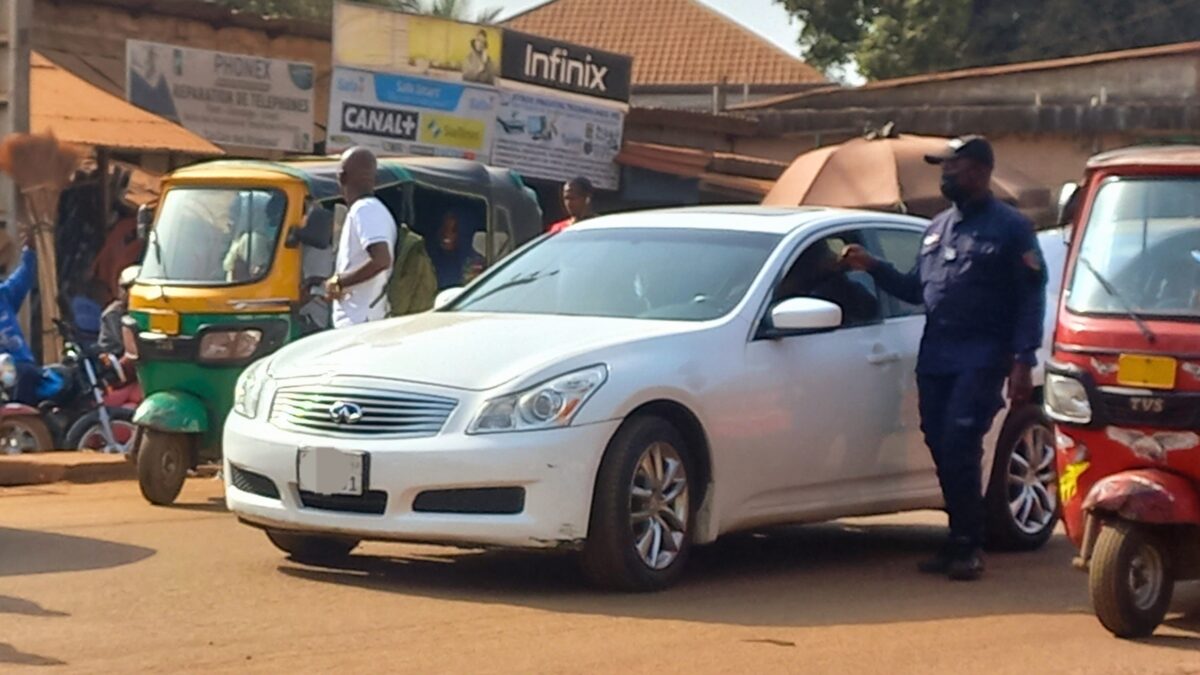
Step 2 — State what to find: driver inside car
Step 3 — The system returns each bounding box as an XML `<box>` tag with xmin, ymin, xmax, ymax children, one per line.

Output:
<box><xmin>776</xmin><ymin>239</ymin><xmax>880</xmax><ymax>326</ymax></box>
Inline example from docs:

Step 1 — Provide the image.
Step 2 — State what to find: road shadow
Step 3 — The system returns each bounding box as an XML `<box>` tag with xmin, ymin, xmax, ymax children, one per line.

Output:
<box><xmin>0</xmin><ymin>527</ymin><xmax>155</xmax><ymax>577</ymax></box>
<box><xmin>0</xmin><ymin>595</ymin><xmax>68</xmax><ymax>617</ymax></box>
<box><xmin>278</xmin><ymin>520</ymin><xmax>1104</xmax><ymax>628</ymax></box>
<box><xmin>166</xmin><ymin>496</ymin><xmax>227</xmax><ymax>513</ymax></box>
<box><xmin>0</xmin><ymin>643</ymin><xmax>65</xmax><ymax>667</ymax></box>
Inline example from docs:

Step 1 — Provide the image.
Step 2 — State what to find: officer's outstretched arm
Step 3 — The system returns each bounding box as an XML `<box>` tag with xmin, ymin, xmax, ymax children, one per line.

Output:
<box><xmin>869</xmin><ymin>260</ymin><xmax>923</xmax><ymax>306</ymax></box>
<box><xmin>0</xmin><ymin>247</ymin><xmax>36</xmax><ymax>311</ymax></box>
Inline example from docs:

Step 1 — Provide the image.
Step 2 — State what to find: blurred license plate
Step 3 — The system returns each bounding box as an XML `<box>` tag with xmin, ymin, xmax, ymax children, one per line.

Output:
<box><xmin>1117</xmin><ymin>354</ymin><xmax>1177</xmax><ymax>390</ymax></box>
<box><xmin>297</xmin><ymin>447</ymin><xmax>365</xmax><ymax>496</ymax></box>
<box><xmin>146</xmin><ymin>311</ymin><xmax>180</xmax><ymax>335</ymax></box>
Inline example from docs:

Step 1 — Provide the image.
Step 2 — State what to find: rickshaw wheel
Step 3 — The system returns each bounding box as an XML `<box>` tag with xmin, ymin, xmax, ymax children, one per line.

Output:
<box><xmin>136</xmin><ymin>429</ymin><xmax>193</xmax><ymax>506</ymax></box>
<box><xmin>1089</xmin><ymin>521</ymin><xmax>1174</xmax><ymax>639</ymax></box>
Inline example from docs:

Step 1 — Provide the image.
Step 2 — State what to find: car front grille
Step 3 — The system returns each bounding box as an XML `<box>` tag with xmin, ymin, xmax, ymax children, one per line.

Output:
<box><xmin>269</xmin><ymin>385</ymin><xmax>457</xmax><ymax>438</ymax></box>
<box><xmin>299</xmin><ymin>490</ymin><xmax>389</xmax><ymax>515</ymax></box>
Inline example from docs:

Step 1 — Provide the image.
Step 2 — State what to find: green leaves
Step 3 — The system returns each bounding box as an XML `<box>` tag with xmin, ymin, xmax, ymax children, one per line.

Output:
<box><xmin>775</xmin><ymin>0</ymin><xmax>1200</xmax><ymax>80</ymax></box>
<box><xmin>213</xmin><ymin>0</ymin><xmax>503</xmax><ymax>24</ymax></box>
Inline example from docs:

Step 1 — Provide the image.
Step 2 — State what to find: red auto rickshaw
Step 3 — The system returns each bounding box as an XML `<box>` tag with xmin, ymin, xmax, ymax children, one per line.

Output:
<box><xmin>1047</xmin><ymin>146</ymin><xmax>1200</xmax><ymax>638</ymax></box>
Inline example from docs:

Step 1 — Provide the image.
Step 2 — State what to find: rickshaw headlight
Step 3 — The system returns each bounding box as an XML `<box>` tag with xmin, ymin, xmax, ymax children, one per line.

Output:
<box><xmin>199</xmin><ymin>329</ymin><xmax>263</xmax><ymax>363</ymax></box>
<box><xmin>234</xmin><ymin>358</ymin><xmax>270</xmax><ymax>419</ymax></box>
<box><xmin>468</xmin><ymin>365</ymin><xmax>607</xmax><ymax>434</ymax></box>
<box><xmin>1044</xmin><ymin>373</ymin><xmax>1092</xmax><ymax>424</ymax></box>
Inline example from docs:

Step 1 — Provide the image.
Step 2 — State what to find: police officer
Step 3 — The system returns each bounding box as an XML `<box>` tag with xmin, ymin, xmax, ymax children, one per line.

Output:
<box><xmin>843</xmin><ymin>136</ymin><xmax>1047</xmax><ymax>581</ymax></box>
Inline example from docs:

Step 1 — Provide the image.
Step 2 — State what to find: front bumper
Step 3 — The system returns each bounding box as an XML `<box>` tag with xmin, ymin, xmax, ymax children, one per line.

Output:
<box><xmin>223</xmin><ymin>411</ymin><xmax>620</xmax><ymax>550</ymax></box>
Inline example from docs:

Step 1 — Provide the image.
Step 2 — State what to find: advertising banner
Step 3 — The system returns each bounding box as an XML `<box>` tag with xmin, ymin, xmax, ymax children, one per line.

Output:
<box><xmin>492</xmin><ymin>86</ymin><xmax>625</xmax><ymax>190</ymax></box>
<box><xmin>334</xmin><ymin>2</ymin><xmax>503</xmax><ymax>85</ymax></box>
<box><xmin>327</xmin><ymin>67</ymin><xmax>498</xmax><ymax>160</ymax></box>
<box><xmin>500</xmin><ymin>30</ymin><xmax>633</xmax><ymax>103</ymax></box>
<box><xmin>126</xmin><ymin>40</ymin><xmax>315</xmax><ymax>152</ymax></box>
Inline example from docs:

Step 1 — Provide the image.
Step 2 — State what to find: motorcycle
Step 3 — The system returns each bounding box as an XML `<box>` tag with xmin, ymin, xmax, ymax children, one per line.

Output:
<box><xmin>0</xmin><ymin>325</ymin><xmax>138</xmax><ymax>455</ymax></box>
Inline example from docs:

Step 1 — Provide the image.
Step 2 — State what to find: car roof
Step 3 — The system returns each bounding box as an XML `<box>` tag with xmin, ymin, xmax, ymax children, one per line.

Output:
<box><xmin>570</xmin><ymin>205</ymin><xmax>928</xmax><ymax>236</ymax></box>
<box><xmin>1087</xmin><ymin>145</ymin><xmax>1200</xmax><ymax>170</ymax></box>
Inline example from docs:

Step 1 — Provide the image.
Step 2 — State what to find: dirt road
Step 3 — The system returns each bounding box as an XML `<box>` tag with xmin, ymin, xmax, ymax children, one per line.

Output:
<box><xmin>2</xmin><ymin>479</ymin><xmax>1197</xmax><ymax>673</ymax></box>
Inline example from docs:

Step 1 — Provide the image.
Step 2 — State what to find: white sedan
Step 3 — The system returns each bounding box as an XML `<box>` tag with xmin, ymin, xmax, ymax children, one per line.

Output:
<box><xmin>224</xmin><ymin>206</ymin><xmax>1067</xmax><ymax>590</ymax></box>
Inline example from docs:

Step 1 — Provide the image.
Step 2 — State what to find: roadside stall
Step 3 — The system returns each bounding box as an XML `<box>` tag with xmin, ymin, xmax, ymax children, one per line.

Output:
<box><xmin>25</xmin><ymin>51</ymin><xmax>222</xmax><ymax>359</ymax></box>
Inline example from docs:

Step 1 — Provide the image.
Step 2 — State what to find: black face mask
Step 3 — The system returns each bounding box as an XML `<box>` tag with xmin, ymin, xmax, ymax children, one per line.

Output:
<box><xmin>940</xmin><ymin>174</ymin><xmax>968</xmax><ymax>204</ymax></box>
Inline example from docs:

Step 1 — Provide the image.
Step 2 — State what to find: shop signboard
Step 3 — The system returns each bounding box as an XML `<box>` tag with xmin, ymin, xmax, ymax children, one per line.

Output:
<box><xmin>126</xmin><ymin>40</ymin><xmax>315</xmax><ymax>152</ymax></box>
<box><xmin>499</xmin><ymin>30</ymin><xmax>632</xmax><ymax>103</ymax></box>
<box><xmin>327</xmin><ymin>67</ymin><xmax>498</xmax><ymax>161</ymax></box>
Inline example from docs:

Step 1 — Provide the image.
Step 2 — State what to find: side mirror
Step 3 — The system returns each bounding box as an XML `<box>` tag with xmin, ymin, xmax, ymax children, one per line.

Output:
<box><xmin>136</xmin><ymin>204</ymin><xmax>155</xmax><ymax>240</ymax></box>
<box><xmin>1057</xmin><ymin>182</ymin><xmax>1080</xmax><ymax>227</ymax></box>
<box><xmin>434</xmin><ymin>287</ymin><xmax>465</xmax><ymax>310</ymax></box>
<box><xmin>769</xmin><ymin>297</ymin><xmax>842</xmax><ymax>334</ymax></box>
<box><xmin>290</xmin><ymin>206</ymin><xmax>334</xmax><ymax>249</ymax></box>
<box><xmin>118</xmin><ymin>265</ymin><xmax>141</xmax><ymax>289</ymax></box>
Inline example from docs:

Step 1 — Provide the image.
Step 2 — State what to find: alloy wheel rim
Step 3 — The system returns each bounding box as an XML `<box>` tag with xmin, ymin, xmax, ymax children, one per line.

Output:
<box><xmin>80</xmin><ymin>421</ymin><xmax>137</xmax><ymax>454</ymax></box>
<box><xmin>1128</xmin><ymin>541</ymin><xmax>1165</xmax><ymax>611</ymax></box>
<box><xmin>1007</xmin><ymin>424</ymin><xmax>1058</xmax><ymax>535</ymax></box>
<box><xmin>629</xmin><ymin>441</ymin><xmax>689</xmax><ymax>571</ymax></box>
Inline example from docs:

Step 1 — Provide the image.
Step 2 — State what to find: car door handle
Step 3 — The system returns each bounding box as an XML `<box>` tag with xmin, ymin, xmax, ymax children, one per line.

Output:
<box><xmin>868</xmin><ymin>350</ymin><xmax>901</xmax><ymax>365</ymax></box>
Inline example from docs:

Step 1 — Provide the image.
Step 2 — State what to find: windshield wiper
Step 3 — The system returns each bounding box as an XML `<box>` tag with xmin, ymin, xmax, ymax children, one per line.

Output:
<box><xmin>457</xmin><ymin>269</ymin><xmax>559</xmax><ymax>308</ymax></box>
<box><xmin>1078</xmin><ymin>255</ymin><xmax>1156</xmax><ymax>343</ymax></box>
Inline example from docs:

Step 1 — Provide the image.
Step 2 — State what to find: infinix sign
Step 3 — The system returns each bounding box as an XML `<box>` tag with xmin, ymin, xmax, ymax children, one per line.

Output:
<box><xmin>524</xmin><ymin>46</ymin><xmax>608</xmax><ymax>92</ymax></box>
<box><xmin>501</xmin><ymin>30</ymin><xmax>632</xmax><ymax>103</ymax></box>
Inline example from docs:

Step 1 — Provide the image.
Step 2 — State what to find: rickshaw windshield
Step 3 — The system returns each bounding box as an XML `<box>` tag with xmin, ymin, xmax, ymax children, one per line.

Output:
<box><xmin>1067</xmin><ymin>177</ymin><xmax>1200</xmax><ymax>319</ymax></box>
<box><xmin>140</xmin><ymin>187</ymin><xmax>287</xmax><ymax>285</ymax></box>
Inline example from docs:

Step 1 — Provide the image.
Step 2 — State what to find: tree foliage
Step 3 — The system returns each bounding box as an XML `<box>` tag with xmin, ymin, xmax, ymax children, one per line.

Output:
<box><xmin>214</xmin><ymin>0</ymin><xmax>502</xmax><ymax>24</ymax></box>
<box><xmin>776</xmin><ymin>0</ymin><xmax>1200</xmax><ymax>80</ymax></box>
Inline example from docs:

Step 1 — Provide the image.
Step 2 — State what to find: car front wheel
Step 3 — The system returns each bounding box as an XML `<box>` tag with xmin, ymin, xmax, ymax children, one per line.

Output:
<box><xmin>985</xmin><ymin>404</ymin><xmax>1059</xmax><ymax>551</ymax></box>
<box><xmin>581</xmin><ymin>416</ymin><xmax>695</xmax><ymax>591</ymax></box>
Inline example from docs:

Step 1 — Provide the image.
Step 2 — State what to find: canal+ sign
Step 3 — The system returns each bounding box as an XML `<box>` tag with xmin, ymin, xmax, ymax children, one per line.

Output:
<box><xmin>501</xmin><ymin>30</ymin><xmax>632</xmax><ymax>103</ymax></box>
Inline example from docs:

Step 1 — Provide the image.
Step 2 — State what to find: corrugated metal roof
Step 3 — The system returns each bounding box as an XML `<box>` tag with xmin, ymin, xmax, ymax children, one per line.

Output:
<box><xmin>31</xmin><ymin>51</ymin><xmax>224</xmax><ymax>156</ymax></box>
<box><xmin>504</xmin><ymin>0</ymin><xmax>825</xmax><ymax>87</ymax></box>
<box><xmin>735</xmin><ymin>40</ymin><xmax>1200</xmax><ymax>111</ymax></box>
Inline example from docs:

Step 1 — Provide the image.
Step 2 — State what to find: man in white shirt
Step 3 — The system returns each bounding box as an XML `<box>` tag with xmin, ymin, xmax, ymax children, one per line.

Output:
<box><xmin>325</xmin><ymin>147</ymin><xmax>397</xmax><ymax>327</ymax></box>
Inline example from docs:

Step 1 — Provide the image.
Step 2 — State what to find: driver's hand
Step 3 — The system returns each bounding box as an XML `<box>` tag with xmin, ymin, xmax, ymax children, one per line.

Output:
<box><xmin>840</xmin><ymin>244</ymin><xmax>877</xmax><ymax>271</ymax></box>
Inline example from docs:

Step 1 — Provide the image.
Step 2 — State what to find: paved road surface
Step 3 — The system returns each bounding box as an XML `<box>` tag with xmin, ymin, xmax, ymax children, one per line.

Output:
<box><xmin>3</xmin><ymin>480</ymin><xmax>1198</xmax><ymax>673</ymax></box>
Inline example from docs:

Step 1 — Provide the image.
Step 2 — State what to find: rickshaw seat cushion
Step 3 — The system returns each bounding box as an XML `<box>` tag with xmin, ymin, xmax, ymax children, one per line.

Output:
<box><xmin>133</xmin><ymin>390</ymin><xmax>210</xmax><ymax>434</ymax></box>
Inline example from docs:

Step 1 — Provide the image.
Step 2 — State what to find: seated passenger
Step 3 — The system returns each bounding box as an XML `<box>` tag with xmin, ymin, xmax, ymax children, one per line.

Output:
<box><xmin>777</xmin><ymin>241</ymin><xmax>880</xmax><ymax>326</ymax></box>
<box><xmin>429</xmin><ymin>209</ymin><xmax>484</xmax><ymax>290</ymax></box>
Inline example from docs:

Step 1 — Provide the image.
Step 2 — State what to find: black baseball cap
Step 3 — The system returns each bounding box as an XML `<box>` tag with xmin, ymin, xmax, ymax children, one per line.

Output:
<box><xmin>924</xmin><ymin>135</ymin><xmax>995</xmax><ymax>168</ymax></box>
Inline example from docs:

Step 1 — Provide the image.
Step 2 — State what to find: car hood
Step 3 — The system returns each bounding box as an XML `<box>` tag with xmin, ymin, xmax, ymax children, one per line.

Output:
<box><xmin>267</xmin><ymin>312</ymin><xmax>698</xmax><ymax>391</ymax></box>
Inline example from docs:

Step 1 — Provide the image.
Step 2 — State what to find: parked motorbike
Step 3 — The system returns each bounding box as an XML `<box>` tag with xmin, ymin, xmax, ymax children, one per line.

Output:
<box><xmin>0</xmin><ymin>324</ymin><xmax>138</xmax><ymax>454</ymax></box>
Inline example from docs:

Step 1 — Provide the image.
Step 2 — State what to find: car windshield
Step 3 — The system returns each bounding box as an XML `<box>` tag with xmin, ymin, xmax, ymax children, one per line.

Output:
<box><xmin>140</xmin><ymin>187</ymin><xmax>287</xmax><ymax>285</ymax></box>
<box><xmin>451</xmin><ymin>227</ymin><xmax>781</xmax><ymax>321</ymax></box>
<box><xmin>1067</xmin><ymin>178</ymin><xmax>1200</xmax><ymax>319</ymax></box>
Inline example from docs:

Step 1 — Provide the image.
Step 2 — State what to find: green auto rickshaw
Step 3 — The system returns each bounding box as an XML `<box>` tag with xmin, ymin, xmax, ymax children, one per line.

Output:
<box><xmin>126</xmin><ymin>157</ymin><xmax>543</xmax><ymax>505</ymax></box>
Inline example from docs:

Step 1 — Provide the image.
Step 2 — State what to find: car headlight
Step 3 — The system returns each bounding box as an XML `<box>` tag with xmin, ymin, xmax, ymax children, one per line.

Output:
<box><xmin>199</xmin><ymin>329</ymin><xmax>263</xmax><ymax>363</ymax></box>
<box><xmin>468</xmin><ymin>365</ymin><xmax>608</xmax><ymax>434</ymax></box>
<box><xmin>233</xmin><ymin>358</ymin><xmax>271</xmax><ymax>419</ymax></box>
<box><xmin>1044</xmin><ymin>373</ymin><xmax>1092</xmax><ymax>424</ymax></box>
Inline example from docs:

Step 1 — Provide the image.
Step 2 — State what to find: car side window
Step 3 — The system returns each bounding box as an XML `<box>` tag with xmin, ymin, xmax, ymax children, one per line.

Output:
<box><xmin>873</xmin><ymin>228</ymin><xmax>925</xmax><ymax>318</ymax></box>
<box><xmin>773</xmin><ymin>231</ymin><xmax>882</xmax><ymax>328</ymax></box>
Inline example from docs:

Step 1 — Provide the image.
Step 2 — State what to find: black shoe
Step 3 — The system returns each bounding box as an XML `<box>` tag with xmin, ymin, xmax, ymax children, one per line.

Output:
<box><xmin>917</xmin><ymin>549</ymin><xmax>953</xmax><ymax>575</ymax></box>
<box><xmin>948</xmin><ymin>550</ymin><xmax>985</xmax><ymax>581</ymax></box>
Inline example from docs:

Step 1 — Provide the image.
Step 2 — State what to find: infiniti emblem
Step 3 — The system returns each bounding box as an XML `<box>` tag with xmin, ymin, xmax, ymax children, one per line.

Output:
<box><xmin>328</xmin><ymin>401</ymin><xmax>364</xmax><ymax>425</ymax></box>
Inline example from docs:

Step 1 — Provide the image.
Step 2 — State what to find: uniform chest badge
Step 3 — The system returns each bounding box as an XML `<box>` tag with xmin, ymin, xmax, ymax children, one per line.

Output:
<box><xmin>923</xmin><ymin>233</ymin><xmax>941</xmax><ymax>247</ymax></box>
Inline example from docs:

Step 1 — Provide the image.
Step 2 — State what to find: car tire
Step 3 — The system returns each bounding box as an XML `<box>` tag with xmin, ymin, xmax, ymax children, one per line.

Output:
<box><xmin>265</xmin><ymin>530</ymin><xmax>359</xmax><ymax>563</ymax></box>
<box><xmin>985</xmin><ymin>404</ymin><xmax>1059</xmax><ymax>551</ymax></box>
<box><xmin>581</xmin><ymin>415</ymin><xmax>696</xmax><ymax>592</ymax></box>
<box><xmin>1089</xmin><ymin>521</ymin><xmax>1173</xmax><ymax>639</ymax></box>
<box><xmin>136</xmin><ymin>429</ymin><xmax>192</xmax><ymax>506</ymax></box>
